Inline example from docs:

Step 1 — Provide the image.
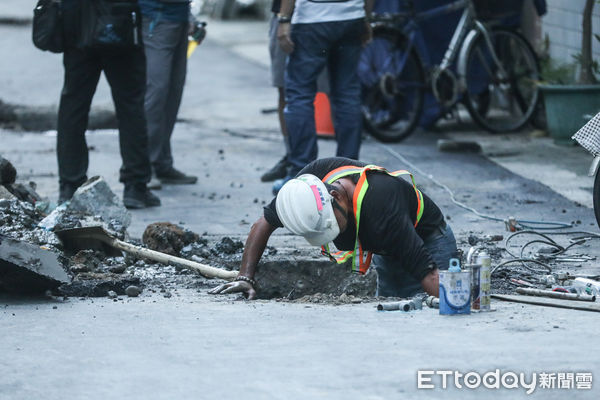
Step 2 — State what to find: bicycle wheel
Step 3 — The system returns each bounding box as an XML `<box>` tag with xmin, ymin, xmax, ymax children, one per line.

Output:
<box><xmin>463</xmin><ymin>28</ymin><xmax>539</xmax><ymax>132</ymax></box>
<box><xmin>594</xmin><ymin>166</ymin><xmax>600</xmax><ymax>229</ymax></box>
<box><xmin>358</xmin><ymin>29</ymin><xmax>425</xmax><ymax>142</ymax></box>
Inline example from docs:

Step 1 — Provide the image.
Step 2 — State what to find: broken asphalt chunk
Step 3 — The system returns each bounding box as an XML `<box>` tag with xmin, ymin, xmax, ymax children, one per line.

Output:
<box><xmin>0</xmin><ymin>234</ymin><xmax>70</xmax><ymax>293</ymax></box>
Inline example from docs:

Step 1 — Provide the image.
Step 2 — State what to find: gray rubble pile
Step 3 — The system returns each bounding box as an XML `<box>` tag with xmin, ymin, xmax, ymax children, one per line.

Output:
<box><xmin>0</xmin><ymin>156</ymin><xmax>246</xmax><ymax>297</ymax></box>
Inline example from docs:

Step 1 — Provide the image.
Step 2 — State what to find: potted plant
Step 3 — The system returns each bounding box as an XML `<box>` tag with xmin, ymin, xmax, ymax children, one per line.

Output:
<box><xmin>539</xmin><ymin>0</ymin><xmax>600</xmax><ymax>145</ymax></box>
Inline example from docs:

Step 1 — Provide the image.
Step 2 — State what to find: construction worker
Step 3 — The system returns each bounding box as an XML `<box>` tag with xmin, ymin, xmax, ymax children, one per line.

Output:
<box><xmin>210</xmin><ymin>157</ymin><xmax>457</xmax><ymax>299</ymax></box>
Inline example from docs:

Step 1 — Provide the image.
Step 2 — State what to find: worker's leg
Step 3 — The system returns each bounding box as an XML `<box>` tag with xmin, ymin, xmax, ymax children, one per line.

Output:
<box><xmin>373</xmin><ymin>254</ymin><xmax>423</xmax><ymax>298</ymax></box>
<box><xmin>284</xmin><ymin>22</ymin><xmax>329</xmax><ymax>175</ymax></box>
<box><xmin>373</xmin><ymin>224</ymin><xmax>457</xmax><ymax>297</ymax></box>
<box><xmin>327</xmin><ymin>18</ymin><xmax>364</xmax><ymax>160</ymax></box>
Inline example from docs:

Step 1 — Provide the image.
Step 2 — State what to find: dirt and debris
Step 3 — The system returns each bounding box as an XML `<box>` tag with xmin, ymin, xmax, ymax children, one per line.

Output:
<box><xmin>1</xmin><ymin>156</ymin><xmax>596</xmax><ymax>303</ymax></box>
<box><xmin>142</xmin><ymin>222</ymin><xmax>200</xmax><ymax>256</ymax></box>
<box><xmin>214</xmin><ymin>236</ymin><xmax>244</xmax><ymax>255</ymax></box>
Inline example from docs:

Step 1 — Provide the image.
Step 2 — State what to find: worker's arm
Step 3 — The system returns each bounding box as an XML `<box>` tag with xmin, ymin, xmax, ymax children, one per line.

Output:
<box><xmin>421</xmin><ymin>268</ymin><xmax>439</xmax><ymax>297</ymax></box>
<box><xmin>277</xmin><ymin>0</ymin><xmax>295</xmax><ymax>53</ymax></box>
<box><xmin>208</xmin><ymin>217</ymin><xmax>277</xmax><ymax>299</ymax></box>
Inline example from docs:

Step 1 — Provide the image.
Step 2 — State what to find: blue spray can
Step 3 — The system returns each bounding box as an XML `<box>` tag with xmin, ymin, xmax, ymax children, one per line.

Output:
<box><xmin>439</xmin><ymin>258</ymin><xmax>471</xmax><ymax>315</ymax></box>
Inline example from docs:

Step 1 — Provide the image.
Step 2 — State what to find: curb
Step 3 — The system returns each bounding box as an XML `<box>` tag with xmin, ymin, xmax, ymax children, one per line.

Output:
<box><xmin>0</xmin><ymin>100</ymin><xmax>117</xmax><ymax>132</ymax></box>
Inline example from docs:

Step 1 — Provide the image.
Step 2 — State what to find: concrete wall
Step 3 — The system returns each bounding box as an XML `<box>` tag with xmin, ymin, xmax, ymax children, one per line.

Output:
<box><xmin>542</xmin><ymin>0</ymin><xmax>600</xmax><ymax>63</ymax></box>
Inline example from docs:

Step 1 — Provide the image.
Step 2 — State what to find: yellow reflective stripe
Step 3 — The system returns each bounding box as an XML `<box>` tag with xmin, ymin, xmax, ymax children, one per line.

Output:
<box><xmin>320</xmin><ymin>164</ymin><xmax>425</xmax><ymax>273</ymax></box>
<box><xmin>324</xmin><ymin>167</ymin><xmax>365</xmax><ymax>184</ymax></box>
<box><xmin>390</xmin><ymin>169</ymin><xmax>424</xmax><ymax>226</ymax></box>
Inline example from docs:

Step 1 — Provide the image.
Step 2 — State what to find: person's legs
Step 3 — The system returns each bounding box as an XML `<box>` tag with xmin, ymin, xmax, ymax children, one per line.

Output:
<box><xmin>56</xmin><ymin>47</ymin><xmax>102</xmax><ymax>201</ymax></box>
<box><xmin>283</xmin><ymin>22</ymin><xmax>330</xmax><ymax>177</ymax></box>
<box><xmin>373</xmin><ymin>254</ymin><xmax>423</xmax><ymax>298</ymax></box>
<box><xmin>142</xmin><ymin>18</ymin><xmax>178</xmax><ymax>175</ymax></box>
<box><xmin>161</xmin><ymin>21</ymin><xmax>189</xmax><ymax>171</ymax></box>
<box><xmin>373</xmin><ymin>224</ymin><xmax>457</xmax><ymax>297</ymax></box>
<box><xmin>262</xmin><ymin>15</ymin><xmax>290</xmax><ymax>182</ymax></box>
<box><xmin>327</xmin><ymin>18</ymin><xmax>364</xmax><ymax>160</ymax></box>
<box><xmin>101</xmin><ymin>46</ymin><xmax>153</xmax><ymax>189</ymax></box>
<box><xmin>261</xmin><ymin>16</ymin><xmax>290</xmax><ymax>180</ymax></box>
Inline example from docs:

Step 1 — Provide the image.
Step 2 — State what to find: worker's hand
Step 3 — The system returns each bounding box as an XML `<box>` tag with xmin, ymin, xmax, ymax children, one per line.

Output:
<box><xmin>277</xmin><ymin>23</ymin><xmax>294</xmax><ymax>54</ymax></box>
<box><xmin>208</xmin><ymin>281</ymin><xmax>257</xmax><ymax>299</ymax></box>
<box><xmin>361</xmin><ymin>20</ymin><xmax>373</xmax><ymax>46</ymax></box>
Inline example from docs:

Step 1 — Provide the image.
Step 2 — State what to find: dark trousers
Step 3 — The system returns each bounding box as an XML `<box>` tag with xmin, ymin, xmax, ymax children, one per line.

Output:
<box><xmin>142</xmin><ymin>18</ymin><xmax>188</xmax><ymax>175</ymax></box>
<box><xmin>284</xmin><ymin>19</ymin><xmax>365</xmax><ymax>174</ymax></box>
<box><xmin>57</xmin><ymin>45</ymin><xmax>151</xmax><ymax>188</ymax></box>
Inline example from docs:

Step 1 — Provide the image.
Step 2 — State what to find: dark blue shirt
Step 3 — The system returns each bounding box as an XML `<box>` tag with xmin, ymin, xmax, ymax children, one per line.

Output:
<box><xmin>139</xmin><ymin>0</ymin><xmax>190</xmax><ymax>22</ymax></box>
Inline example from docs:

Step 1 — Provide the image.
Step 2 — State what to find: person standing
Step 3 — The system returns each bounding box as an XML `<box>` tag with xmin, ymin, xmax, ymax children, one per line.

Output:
<box><xmin>140</xmin><ymin>0</ymin><xmax>198</xmax><ymax>188</ymax></box>
<box><xmin>57</xmin><ymin>0</ymin><xmax>160</xmax><ymax>209</ymax></box>
<box><xmin>272</xmin><ymin>0</ymin><xmax>374</xmax><ymax>194</ymax></box>
<box><xmin>260</xmin><ymin>0</ymin><xmax>291</xmax><ymax>183</ymax></box>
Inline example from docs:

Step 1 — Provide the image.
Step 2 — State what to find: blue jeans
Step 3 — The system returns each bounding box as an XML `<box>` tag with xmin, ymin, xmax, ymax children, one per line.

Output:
<box><xmin>284</xmin><ymin>19</ymin><xmax>365</xmax><ymax>174</ymax></box>
<box><xmin>374</xmin><ymin>224</ymin><xmax>458</xmax><ymax>297</ymax></box>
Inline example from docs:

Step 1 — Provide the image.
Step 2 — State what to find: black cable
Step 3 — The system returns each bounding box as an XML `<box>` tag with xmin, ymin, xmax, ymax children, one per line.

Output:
<box><xmin>491</xmin><ymin>259</ymin><xmax>553</xmax><ymax>275</ymax></box>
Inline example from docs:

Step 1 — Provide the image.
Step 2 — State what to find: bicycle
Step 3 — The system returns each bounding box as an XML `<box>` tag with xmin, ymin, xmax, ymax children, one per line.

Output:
<box><xmin>359</xmin><ymin>0</ymin><xmax>540</xmax><ymax>142</ymax></box>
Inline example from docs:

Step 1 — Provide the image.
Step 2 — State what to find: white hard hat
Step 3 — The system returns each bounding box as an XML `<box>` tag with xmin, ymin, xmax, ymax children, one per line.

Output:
<box><xmin>276</xmin><ymin>174</ymin><xmax>340</xmax><ymax>246</ymax></box>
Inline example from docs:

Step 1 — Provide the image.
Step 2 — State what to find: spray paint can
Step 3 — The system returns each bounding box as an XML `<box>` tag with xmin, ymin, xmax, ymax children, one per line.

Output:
<box><xmin>439</xmin><ymin>258</ymin><xmax>471</xmax><ymax>315</ymax></box>
<box><xmin>470</xmin><ymin>264</ymin><xmax>482</xmax><ymax>310</ymax></box>
<box><xmin>476</xmin><ymin>251</ymin><xmax>491</xmax><ymax>311</ymax></box>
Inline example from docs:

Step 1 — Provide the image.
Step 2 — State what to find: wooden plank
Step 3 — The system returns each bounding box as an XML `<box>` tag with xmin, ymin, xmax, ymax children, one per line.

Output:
<box><xmin>491</xmin><ymin>294</ymin><xmax>600</xmax><ymax>313</ymax></box>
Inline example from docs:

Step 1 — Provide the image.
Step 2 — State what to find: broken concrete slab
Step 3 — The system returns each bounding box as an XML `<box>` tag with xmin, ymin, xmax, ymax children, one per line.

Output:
<box><xmin>0</xmin><ymin>156</ymin><xmax>17</xmax><ymax>184</ymax></box>
<box><xmin>0</xmin><ymin>185</ymin><xmax>16</xmax><ymax>200</ymax></box>
<box><xmin>0</xmin><ymin>234</ymin><xmax>70</xmax><ymax>293</ymax></box>
<box><xmin>39</xmin><ymin>176</ymin><xmax>131</xmax><ymax>235</ymax></box>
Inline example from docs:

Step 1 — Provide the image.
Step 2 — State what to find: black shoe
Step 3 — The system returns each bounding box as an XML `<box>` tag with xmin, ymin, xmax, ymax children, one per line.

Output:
<box><xmin>261</xmin><ymin>156</ymin><xmax>288</xmax><ymax>182</ymax></box>
<box><xmin>58</xmin><ymin>183</ymin><xmax>79</xmax><ymax>204</ymax></box>
<box><xmin>123</xmin><ymin>184</ymin><xmax>161</xmax><ymax>209</ymax></box>
<box><xmin>156</xmin><ymin>167</ymin><xmax>198</xmax><ymax>184</ymax></box>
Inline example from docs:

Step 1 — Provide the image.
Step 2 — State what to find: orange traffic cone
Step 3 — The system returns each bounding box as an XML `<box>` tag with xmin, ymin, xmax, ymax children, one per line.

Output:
<box><xmin>314</xmin><ymin>92</ymin><xmax>335</xmax><ymax>138</ymax></box>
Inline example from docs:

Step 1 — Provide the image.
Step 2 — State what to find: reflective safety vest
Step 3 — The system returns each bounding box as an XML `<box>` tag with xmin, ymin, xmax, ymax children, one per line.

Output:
<box><xmin>320</xmin><ymin>165</ymin><xmax>424</xmax><ymax>274</ymax></box>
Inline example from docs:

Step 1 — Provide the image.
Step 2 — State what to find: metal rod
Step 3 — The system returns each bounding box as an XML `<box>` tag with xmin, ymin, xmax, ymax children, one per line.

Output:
<box><xmin>516</xmin><ymin>288</ymin><xmax>596</xmax><ymax>302</ymax></box>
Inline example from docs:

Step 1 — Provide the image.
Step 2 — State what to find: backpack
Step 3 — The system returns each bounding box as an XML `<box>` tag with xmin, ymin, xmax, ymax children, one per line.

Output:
<box><xmin>32</xmin><ymin>0</ymin><xmax>64</xmax><ymax>53</ymax></box>
<box><xmin>79</xmin><ymin>0</ymin><xmax>141</xmax><ymax>49</ymax></box>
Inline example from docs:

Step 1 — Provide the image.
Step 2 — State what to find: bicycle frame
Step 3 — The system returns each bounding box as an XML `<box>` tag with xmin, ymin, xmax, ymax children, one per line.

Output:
<box><xmin>398</xmin><ymin>0</ymin><xmax>473</xmax><ymax>71</ymax></box>
<box><xmin>388</xmin><ymin>0</ymin><xmax>508</xmax><ymax>104</ymax></box>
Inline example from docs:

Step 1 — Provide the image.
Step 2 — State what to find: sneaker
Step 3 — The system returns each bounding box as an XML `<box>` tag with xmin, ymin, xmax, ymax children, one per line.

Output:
<box><xmin>156</xmin><ymin>167</ymin><xmax>198</xmax><ymax>184</ymax></box>
<box><xmin>123</xmin><ymin>183</ymin><xmax>161</xmax><ymax>209</ymax></box>
<box><xmin>272</xmin><ymin>174</ymin><xmax>294</xmax><ymax>195</ymax></box>
<box><xmin>147</xmin><ymin>176</ymin><xmax>162</xmax><ymax>190</ymax></box>
<box><xmin>260</xmin><ymin>156</ymin><xmax>288</xmax><ymax>182</ymax></box>
<box><xmin>58</xmin><ymin>183</ymin><xmax>79</xmax><ymax>204</ymax></box>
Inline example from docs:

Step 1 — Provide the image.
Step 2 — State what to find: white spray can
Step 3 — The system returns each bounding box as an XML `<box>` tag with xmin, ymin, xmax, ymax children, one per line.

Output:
<box><xmin>476</xmin><ymin>251</ymin><xmax>491</xmax><ymax>311</ymax></box>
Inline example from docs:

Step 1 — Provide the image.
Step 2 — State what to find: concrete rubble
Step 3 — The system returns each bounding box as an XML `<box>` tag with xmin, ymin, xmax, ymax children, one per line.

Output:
<box><xmin>39</xmin><ymin>176</ymin><xmax>131</xmax><ymax>237</ymax></box>
<box><xmin>0</xmin><ymin>233</ymin><xmax>70</xmax><ymax>293</ymax></box>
